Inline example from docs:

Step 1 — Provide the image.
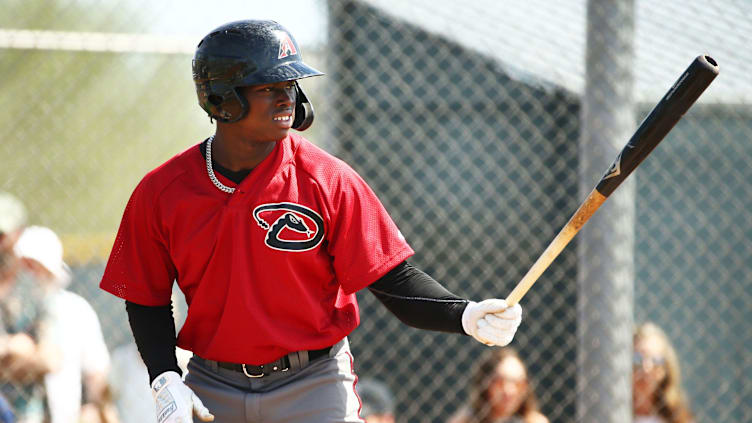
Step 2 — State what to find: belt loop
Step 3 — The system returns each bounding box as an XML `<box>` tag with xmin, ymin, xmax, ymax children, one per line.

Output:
<box><xmin>288</xmin><ymin>350</ymin><xmax>308</xmax><ymax>370</ymax></box>
<box><xmin>287</xmin><ymin>352</ymin><xmax>300</xmax><ymax>370</ymax></box>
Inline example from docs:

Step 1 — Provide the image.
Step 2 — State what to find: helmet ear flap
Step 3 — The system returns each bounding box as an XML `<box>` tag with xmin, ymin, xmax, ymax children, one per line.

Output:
<box><xmin>211</xmin><ymin>88</ymin><xmax>249</xmax><ymax>123</ymax></box>
<box><xmin>292</xmin><ymin>82</ymin><xmax>315</xmax><ymax>131</ymax></box>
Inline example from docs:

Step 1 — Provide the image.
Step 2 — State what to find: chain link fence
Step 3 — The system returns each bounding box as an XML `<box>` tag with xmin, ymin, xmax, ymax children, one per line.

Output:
<box><xmin>1</xmin><ymin>0</ymin><xmax>750</xmax><ymax>422</ymax></box>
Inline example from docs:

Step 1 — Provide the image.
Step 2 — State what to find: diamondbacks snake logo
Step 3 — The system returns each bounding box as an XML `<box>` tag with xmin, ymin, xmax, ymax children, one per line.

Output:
<box><xmin>252</xmin><ymin>203</ymin><xmax>324</xmax><ymax>251</ymax></box>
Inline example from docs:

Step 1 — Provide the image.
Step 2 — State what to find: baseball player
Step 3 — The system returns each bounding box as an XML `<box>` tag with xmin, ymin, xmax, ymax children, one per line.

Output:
<box><xmin>99</xmin><ymin>20</ymin><xmax>523</xmax><ymax>423</ymax></box>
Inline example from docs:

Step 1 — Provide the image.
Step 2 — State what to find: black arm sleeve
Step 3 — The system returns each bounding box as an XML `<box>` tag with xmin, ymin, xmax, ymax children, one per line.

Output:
<box><xmin>125</xmin><ymin>300</ymin><xmax>182</xmax><ymax>383</ymax></box>
<box><xmin>368</xmin><ymin>261</ymin><xmax>469</xmax><ymax>334</ymax></box>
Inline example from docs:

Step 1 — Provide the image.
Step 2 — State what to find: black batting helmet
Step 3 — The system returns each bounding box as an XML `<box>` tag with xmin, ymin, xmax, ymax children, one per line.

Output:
<box><xmin>192</xmin><ymin>20</ymin><xmax>323</xmax><ymax>129</ymax></box>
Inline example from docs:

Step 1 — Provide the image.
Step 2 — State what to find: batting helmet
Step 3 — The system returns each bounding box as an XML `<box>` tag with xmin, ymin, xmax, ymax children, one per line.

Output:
<box><xmin>192</xmin><ymin>20</ymin><xmax>323</xmax><ymax>129</ymax></box>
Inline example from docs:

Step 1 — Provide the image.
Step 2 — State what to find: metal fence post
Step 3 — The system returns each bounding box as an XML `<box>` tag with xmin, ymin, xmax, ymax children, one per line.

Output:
<box><xmin>578</xmin><ymin>0</ymin><xmax>635</xmax><ymax>421</ymax></box>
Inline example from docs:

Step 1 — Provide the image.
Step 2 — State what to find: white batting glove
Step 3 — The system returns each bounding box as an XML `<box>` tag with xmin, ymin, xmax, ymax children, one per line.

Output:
<box><xmin>462</xmin><ymin>299</ymin><xmax>522</xmax><ymax>346</ymax></box>
<box><xmin>151</xmin><ymin>371</ymin><xmax>214</xmax><ymax>423</ymax></box>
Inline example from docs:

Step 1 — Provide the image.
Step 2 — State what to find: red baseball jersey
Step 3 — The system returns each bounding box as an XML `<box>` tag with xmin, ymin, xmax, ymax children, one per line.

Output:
<box><xmin>100</xmin><ymin>134</ymin><xmax>414</xmax><ymax>364</ymax></box>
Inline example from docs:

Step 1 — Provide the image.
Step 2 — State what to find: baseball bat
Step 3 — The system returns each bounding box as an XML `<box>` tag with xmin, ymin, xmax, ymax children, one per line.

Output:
<box><xmin>505</xmin><ymin>55</ymin><xmax>719</xmax><ymax>306</ymax></box>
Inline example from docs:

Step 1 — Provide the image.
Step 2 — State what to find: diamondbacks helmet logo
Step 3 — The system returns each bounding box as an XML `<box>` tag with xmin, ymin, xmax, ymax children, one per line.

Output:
<box><xmin>277</xmin><ymin>32</ymin><xmax>298</xmax><ymax>59</ymax></box>
<box><xmin>253</xmin><ymin>203</ymin><xmax>324</xmax><ymax>251</ymax></box>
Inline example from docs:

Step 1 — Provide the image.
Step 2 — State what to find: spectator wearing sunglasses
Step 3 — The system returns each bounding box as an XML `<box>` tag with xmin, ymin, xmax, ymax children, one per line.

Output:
<box><xmin>633</xmin><ymin>322</ymin><xmax>694</xmax><ymax>423</ymax></box>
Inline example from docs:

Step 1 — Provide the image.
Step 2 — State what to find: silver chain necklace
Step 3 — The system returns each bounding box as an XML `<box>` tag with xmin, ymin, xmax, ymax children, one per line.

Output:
<box><xmin>205</xmin><ymin>135</ymin><xmax>235</xmax><ymax>194</ymax></box>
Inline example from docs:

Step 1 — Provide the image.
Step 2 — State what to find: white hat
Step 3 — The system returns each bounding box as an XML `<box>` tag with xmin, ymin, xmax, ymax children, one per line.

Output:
<box><xmin>14</xmin><ymin>225</ymin><xmax>71</xmax><ymax>287</ymax></box>
<box><xmin>0</xmin><ymin>191</ymin><xmax>27</xmax><ymax>235</ymax></box>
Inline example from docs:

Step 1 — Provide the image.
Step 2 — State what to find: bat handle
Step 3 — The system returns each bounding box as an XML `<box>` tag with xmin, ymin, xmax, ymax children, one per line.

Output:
<box><xmin>505</xmin><ymin>189</ymin><xmax>607</xmax><ymax>306</ymax></box>
<box><xmin>506</xmin><ymin>283</ymin><xmax>531</xmax><ymax>307</ymax></box>
<box><xmin>504</xmin><ymin>229</ymin><xmax>578</xmax><ymax>306</ymax></box>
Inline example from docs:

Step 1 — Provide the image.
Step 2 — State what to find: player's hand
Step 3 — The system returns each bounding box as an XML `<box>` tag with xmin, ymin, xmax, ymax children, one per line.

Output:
<box><xmin>151</xmin><ymin>371</ymin><xmax>214</xmax><ymax>423</ymax></box>
<box><xmin>461</xmin><ymin>299</ymin><xmax>522</xmax><ymax>346</ymax></box>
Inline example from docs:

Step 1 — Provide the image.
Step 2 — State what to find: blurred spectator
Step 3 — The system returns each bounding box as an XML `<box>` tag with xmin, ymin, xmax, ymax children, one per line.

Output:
<box><xmin>356</xmin><ymin>378</ymin><xmax>396</xmax><ymax>423</ymax></box>
<box><xmin>633</xmin><ymin>322</ymin><xmax>694</xmax><ymax>423</ymax></box>
<box><xmin>109</xmin><ymin>342</ymin><xmax>192</xmax><ymax>423</ymax></box>
<box><xmin>14</xmin><ymin>226</ymin><xmax>117</xmax><ymax>423</ymax></box>
<box><xmin>0</xmin><ymin>192</ymin><xmax>53</xmax><ymax>423</ymax></box>
<box><xmin>0</xmin><ymin>192</ymin><xmax>27</xmax><ymax>255</ymax></box>
<box><xmin>108</xmin><ymin>342</ymin><xmax>155</xmax><ymax>423</ymax></box>
<box><xmin>0</xmin><ymin>191</ymin><xmax>27</xmax><ymax>296</ymax></box>
<box><xmin>109</xmin><ymin>288</ymin><xmax>191</xmax><ymax>423</ymax></box>
<box><xmin>449</xmin><ymin>347</ymin><xmax>548</xmax><ymax>423</ymax></box>
<box><xmin>0</xmin><ymin>393</ymin><xmax>15</xmax><ymax>423</ymax></box>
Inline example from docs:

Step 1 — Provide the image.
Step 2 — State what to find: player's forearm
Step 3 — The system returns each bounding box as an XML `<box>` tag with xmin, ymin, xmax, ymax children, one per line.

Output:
<box><xmin>125</xmin><ymin>300</ymin><xmax>182</xmax><ymax>383</ymax></box>
<box><xmin>368</xmin><ymin>261</ymin><xmax>469</xmax><ymax>333</ymax></box>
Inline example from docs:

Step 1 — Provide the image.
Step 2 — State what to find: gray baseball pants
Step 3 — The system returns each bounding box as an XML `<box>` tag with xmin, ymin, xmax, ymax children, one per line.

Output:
<box><xmin>184</xmin><ymin>338</ymin><xmax>364</xmax><ymax>423</ymax></box>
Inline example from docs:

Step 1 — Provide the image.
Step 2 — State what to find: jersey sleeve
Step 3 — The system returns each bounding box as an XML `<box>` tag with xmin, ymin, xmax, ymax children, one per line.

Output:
<box><xmin>325</xmin><ymin>162</ymin><xmax>414</xmax><ymax>294</ymax></box>
<box><xmin>99</xmin><ymin>177</ymin><xmax>177</xmax><ymax>306</ymax></box>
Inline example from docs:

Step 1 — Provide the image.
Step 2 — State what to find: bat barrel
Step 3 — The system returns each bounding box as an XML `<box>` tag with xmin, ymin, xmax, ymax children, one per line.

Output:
<box><xmin>505</xmin><ymin>55</ymin><xmax>719</xmax><ymax>306</ymax></box>
<box><xmin>595</xmin><ymin>55</ymin><xmax>719</xmax><ymax>197</ymax></box>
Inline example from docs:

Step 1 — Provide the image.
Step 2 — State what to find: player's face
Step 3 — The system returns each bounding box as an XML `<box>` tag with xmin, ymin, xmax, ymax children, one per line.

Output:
<box><xmin>238</xmin><ymin>81</ymin><xmax>297</xmax><ymax>142</ymax></box>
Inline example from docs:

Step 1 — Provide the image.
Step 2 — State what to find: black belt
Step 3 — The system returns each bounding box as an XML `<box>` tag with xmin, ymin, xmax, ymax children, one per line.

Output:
<box><xmin>213</xmin><ymin>346</ymin><xmax>332</xmax><ymax>378</ymax></box>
